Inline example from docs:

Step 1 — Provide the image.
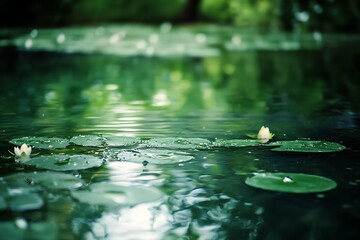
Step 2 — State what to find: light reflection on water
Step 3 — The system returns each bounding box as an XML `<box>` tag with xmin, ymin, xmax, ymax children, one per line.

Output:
<box><xmin>0</xmin><ymin>38</ymin><xmax>360</xmax><ymax>239</ymax></box>
<box><xmin>89</xmin><ymin>203</ymin><xmax>170</xmax><ymax>240</ymax></box>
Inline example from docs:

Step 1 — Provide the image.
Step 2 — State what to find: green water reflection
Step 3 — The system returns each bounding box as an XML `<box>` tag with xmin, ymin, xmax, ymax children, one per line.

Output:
<box><xmin>1</xmin><ymin>46</ymin><xmax>359</xmax><ymax>139</ymax></box>
<box><xmin>0</xmin><ymin>27</ymin><xmax>360</xmax><ymax>240</ymax></box>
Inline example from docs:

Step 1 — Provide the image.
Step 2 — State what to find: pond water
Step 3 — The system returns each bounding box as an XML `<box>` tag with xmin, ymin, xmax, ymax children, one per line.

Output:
<box><xmin>0</xmin><ymin>25</ymin><xmax>359</xmax><ymax>240</ymax></box>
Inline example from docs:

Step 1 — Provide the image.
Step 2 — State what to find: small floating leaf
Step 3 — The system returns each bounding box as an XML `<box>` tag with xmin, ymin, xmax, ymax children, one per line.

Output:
<box><xmin>116</xmin><ymin>149</ymin><xmax>194</xmax><ymax>164</ymax></box>
<box><xmin>72</xmin><ymin>183</ymin><xmax>163</xmax><ymax>207</ymax></box>
<box><xmin>8</xmin><ymin>193</ymin><xmax>44</xmax><ymax>211</ymax></box>
<box><xmin>3</xmin><ymin>171</ymin><xmax>84</xmax><ymax>190</ymax></box>
<box><xmin>10</xmin><ymin>137</ymin><xmax>69</xmax><ymax>149</ymax></box>
<box><xmin>245</xmin><ymin>172</ymin><xmax>337</xmax><ymax>193</ymax></box>
<box><xmin>23</xmin><ymin>154</ymin><xmax>103</xmax><ymax>171</ymax></box>
<box><xmin>146</xmin><ymin>137</ymin><xmax>211</xmax><ymax>149</ymax></box>
<box><xmin>70</xmin><ymin>135</ymin><xmax>103</xmax><ymax>147</ymax></box>
<box><xmin>103</xmin><ymin>135</ymin><xmax>141</xmax><ymax>147</ymax></box>
<box><xmin>270</xmin><ymin>140</ymin><xmax>345</xmax><ymax>153</ymax></box>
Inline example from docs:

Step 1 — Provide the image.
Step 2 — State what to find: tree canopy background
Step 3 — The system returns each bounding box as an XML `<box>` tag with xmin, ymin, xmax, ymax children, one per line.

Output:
<box><xmin>1</xmin><ymin>0</ymin><xmax>359</xmax><ymax>33</ymax></box>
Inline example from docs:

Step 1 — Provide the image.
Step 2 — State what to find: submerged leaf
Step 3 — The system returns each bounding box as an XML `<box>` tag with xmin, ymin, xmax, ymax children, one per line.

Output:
<box><xmin>71</xmin><ymin>183</ymin><xmax>163</xmax><ymax>207</ymax></box>
<box><xmin>116</xmin><ymin>149</ymin><xmax>194</xmax><ymax>164</ymax></box>
<box><xmin>10</xmin><ymin>137</ymin><xmax>69</xmax><ymax>149</ymax></box>
<box><xmin>70</xmin><ymin>135</ymin><xmax>103</xmax><ymax>147</ymax></box>
<box><xmin>103</xmin><ymin>135</ymin><xmax>141</xmax><ymax>147</ymax></box>
<box><xmin>214</xmin><ymin>139</ymin><xmax>262</xmax><ymax>147</ymax></box>
<box><xmin>146</xmin><ymin>137</ymin><xmax>211</xmax><ymax>149</ymax></box>
<box><xmin>269</xmin><ymin>140</ymin><xmax>345</xmax><ymax>152</ymax></box>
<box><xmin>3</xmin><ymin>171</ymin><xmax>84</xmax><ymax>190</ymax></box>
<box><xmin>0</xmin><ymin>220</ymin><xmax>57</xmax><ymax>240</ymax></box>
<box><xmin>245</xmin><ymin>172</ymin><xmax>337</xmax><ymax>193</ymax></box>
<box><xmin>0</xmin><ymin>196</ymin><xmax>7</xmax><ymax>210</ymax></box>
<box><xmin>1</xmin><ymin>172</ymin><xmax>83</xmax><ymax>212</ymax></box>
<box><xmin>8</xmin><ymin>193</ymin><xmax>44</xmax><ymax>211</ymax></box>
<box><xmin>23</xmin><ymin>154</ymin><xmax>103</xmax><ymax>171</ymax></box>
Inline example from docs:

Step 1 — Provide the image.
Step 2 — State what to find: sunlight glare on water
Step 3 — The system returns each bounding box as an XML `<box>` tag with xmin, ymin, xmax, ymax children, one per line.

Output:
<box><xmin>90</xmin><ymin>203</ymin><xmax>170</xmax><ymax>240</ymax></box>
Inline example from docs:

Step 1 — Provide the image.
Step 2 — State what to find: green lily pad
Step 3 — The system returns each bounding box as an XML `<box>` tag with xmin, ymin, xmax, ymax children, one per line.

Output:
<box><xmin>70</xmin><ymin>135</ymin><xmax>103</xmax><ymax>147</ymax></box>
<box><xmin>103</xmin><ymin>135</ymin><xmax>141</xmax><ymax>147</ymax></box>
<box><xmin>245</xmin><ymin>172</ymin><xmax>337</xmax><ymax>193</ymax></box>
<box><xmin>116</xmin><ymin>149</ymin><xmax>194</xmax><ymax>164</ymax></box>
<box><xmin>72</xmin><ymin>183</ymin><xmax>163</xmax><ymax>207</ymax></box>
<box><xmin>213</xmin><ymin>139</ymin><xmax>264</xmax><ymax>147</ymax></box>
<box><xmin>7</xmin><ymin>193</ymin><xmax>44</xmax><ymax>211</ymax></box>
<box><xmin>23</xmin><ymin>154</ymin><xmax>103</xmax><ymax>171</ymax></box>
<box><xmin>3</xmin><ymin>171</ymin><xmax>84</xmax><ymax>190</ymax></box>
<box><xmin>146</xmin><ymin>137</ymin><xmax>211</xmax><ymax>149</ymax></box>
<box><xmin>269</xmin><ymin>140</ymin><xmax>345</xmax><ymax>152</ymax></box>
<box><xmin>10</xmin><ymin>137</ymin><xmax>70</xmax><ymax>149</ymax></box>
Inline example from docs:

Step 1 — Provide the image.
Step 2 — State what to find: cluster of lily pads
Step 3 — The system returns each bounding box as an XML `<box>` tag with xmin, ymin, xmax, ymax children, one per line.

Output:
<box><xmin>1</xmin><ymin>127</ymin><xmax>345</xmax><ymax>215</ymax></box>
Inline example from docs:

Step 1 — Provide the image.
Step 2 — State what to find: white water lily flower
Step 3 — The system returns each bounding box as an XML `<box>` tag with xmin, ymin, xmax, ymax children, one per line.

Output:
<box><xmin>14</xmin><ymin>144</ymin><xmax>32</xmax><ymax>157</ymax></box>
<box><xmin>257</xmin><ymin>126</ymin><xmax>275</xmax><ymax>143</ymax></box>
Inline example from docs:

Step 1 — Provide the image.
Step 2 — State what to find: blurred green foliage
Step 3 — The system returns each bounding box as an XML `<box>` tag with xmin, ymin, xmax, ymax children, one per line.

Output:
<box><xmin>0</xmin><ymin>0</ymin><xmax>359</xmax><ymax>33</ymax></box>
<box><xmin>68</xmin><ymin>0</ymin><xmax>185</xmax><ymax>24</ymax></box>
<box><xmin>200</xmin><ymin>0</ymin><xmax>277</xmax><ymax>31</ymax></box>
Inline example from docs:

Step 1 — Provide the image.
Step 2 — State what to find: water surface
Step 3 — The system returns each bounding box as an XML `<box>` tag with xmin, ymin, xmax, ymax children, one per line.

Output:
<box><xmin>0</xmin><ymin>25</ymin><xmax>359</xmax><ymax>240</ymax></box>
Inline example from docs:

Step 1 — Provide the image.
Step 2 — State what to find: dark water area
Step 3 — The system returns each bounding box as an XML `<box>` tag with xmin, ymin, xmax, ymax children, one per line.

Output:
<box><xmin>0</xmin><ymin>28</ymin><xmax>360</xmax><ymax>239</ymax></box>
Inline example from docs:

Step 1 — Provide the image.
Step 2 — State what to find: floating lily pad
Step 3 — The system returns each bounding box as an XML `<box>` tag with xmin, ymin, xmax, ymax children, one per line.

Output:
<box><xmin>103</xmin><ymin>135</ymin><xmax>141</xmax><ymax>147</ymax></box>
<box><xmin>116</xmin><ymin>149</ymin><xmax>194</xmax><ymax>164</ymax></box>
<box><xmin>72</xmin><ymin>183</ymin><xmax>163</xmax><ymax>207</ymax></box>
<box><xmin>70</xmin><ymin>135</ymin><xmax>103</xmax><ymax>147</ymax></box>
<box><xmin>8</xmin><ymin>193</ymin><xmax>44</xmax><ymax>211</ymax></box>
<box><xmin>269</xmin><ymin>140</ymin><xmax>345</xmax><ymax>153</ymax></box>
<box><xmin>146</xmin><ymin>137</ymin><xmax>211</xmax><ymax>149</ymax></box>
<box><xmin>245</xmin><ymin>172</ymin><xmax>337</xmax><ymax>193</ymax></box>
<box><xmin>23</xmin><ymin>154</ymin><xmax>103</xmax><ymax>171</ymax></box>
<box><xmin>214</xmin><ymin>139</ymin><xmax>264</xmax><ymax>147</ymax></box>
<box><xmin>3</xmin><ymin>171</ymin><xmax>84</xmax><ymax>190</ymax></box>
<box><xmin>10</xmin><ymin>137</ymin><xmax>70</xmax><ymax>149</ymax></box>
